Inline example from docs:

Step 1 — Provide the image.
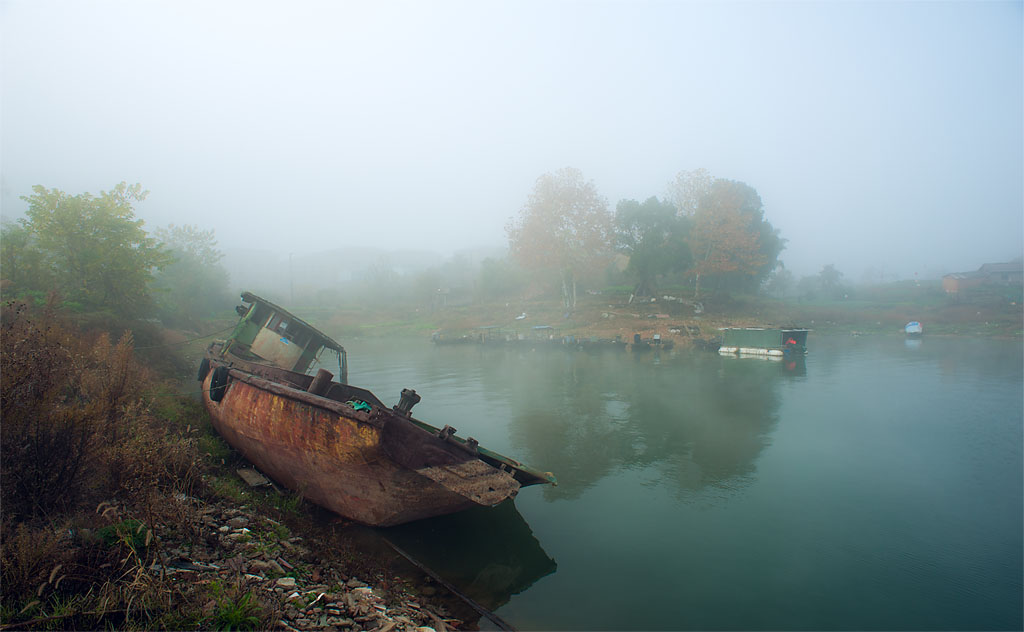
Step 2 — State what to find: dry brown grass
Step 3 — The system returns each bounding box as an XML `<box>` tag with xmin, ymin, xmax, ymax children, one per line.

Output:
<box><xmin>0</xmin><ymin>300</ymin><xmax>207</xmax><ymax>628</ymax></box>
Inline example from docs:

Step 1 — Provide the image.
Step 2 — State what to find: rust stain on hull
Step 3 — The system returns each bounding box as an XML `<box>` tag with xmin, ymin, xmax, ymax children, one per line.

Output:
<box><xmin>202</xmin><ymin>368</ymin><xmax>520</xmax><ymax>527</ymax></box>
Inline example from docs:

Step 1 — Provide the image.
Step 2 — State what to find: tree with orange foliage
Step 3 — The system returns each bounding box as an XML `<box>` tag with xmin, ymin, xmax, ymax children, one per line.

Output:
<box><xmin>507</xmin><ymin>168</ymin><xmax>613</xmax><ymax>310</ymax></box>
<box><xmin>688</xmin><ymin>179</ymin><xmax>784</xmax><ymax>298</ymax></box>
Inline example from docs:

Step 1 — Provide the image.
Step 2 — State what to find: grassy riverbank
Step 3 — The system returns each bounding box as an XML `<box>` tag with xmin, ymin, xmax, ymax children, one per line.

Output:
<box><xmin>0</xmin><ymin>304</ymin><xmax>480</xmax><ymax>631</ymax></box>
<box><xmin>311</xmin><ymin>280</ymin><xmax>1023</xmax><ymax>342</ymax></box>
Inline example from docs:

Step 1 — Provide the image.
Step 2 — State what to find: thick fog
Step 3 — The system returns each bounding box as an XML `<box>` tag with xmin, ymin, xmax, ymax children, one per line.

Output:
<box><xmin>2</xmin><ymin>0</ymin><xmax>1021</xmax><ymax>281</ymax></box>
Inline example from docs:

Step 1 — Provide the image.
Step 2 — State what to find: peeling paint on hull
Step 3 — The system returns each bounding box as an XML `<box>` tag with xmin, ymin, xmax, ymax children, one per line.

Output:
<box><xmin>202</xmin><ymin>367</ymin><xmax>521</xmax><ymax>527</ymax></box>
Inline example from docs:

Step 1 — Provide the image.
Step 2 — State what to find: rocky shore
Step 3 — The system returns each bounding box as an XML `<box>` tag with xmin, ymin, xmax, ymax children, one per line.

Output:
<box><xmin>138</xmin><ymin>488</ymin><xmax>474</xmax><ymax>632</ymax></box>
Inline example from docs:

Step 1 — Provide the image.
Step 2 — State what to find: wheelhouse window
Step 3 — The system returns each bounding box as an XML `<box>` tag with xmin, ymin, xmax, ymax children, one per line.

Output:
<box><xmin>265</xmin><ymin>313</ymin><xmax>314</xmax><ymax>347</ymax></box>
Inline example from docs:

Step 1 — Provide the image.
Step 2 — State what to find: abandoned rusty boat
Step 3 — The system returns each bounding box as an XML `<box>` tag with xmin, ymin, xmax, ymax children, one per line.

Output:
<box><xmin>199</xmin><ymin>292</ymin><xmax>556</xmax><ymax>527</ymax></box>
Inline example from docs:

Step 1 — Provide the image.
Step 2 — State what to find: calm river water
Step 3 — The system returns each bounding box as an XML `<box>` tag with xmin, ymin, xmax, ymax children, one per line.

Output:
<box><xmin>339</xmin><ymin>334</ymin><xmax>1022</xmax><ymax>631</ymax></box>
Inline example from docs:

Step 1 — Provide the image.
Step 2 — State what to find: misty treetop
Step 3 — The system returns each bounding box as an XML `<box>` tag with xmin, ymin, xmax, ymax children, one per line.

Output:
<box><xmin>1</xmin><ymin>183</ymin><xmax>231</xmax><ymax>324</ymax></box>
<box><xmin>687</xmin><ymin>178</ymin><xmax>786</xmax><ymax>298</ymax></box>
<box><xmin>155</xmin><ymin>224</ymin><xmax>224</xmax><ymax>263</ymax></box>
<box><xmin>152</xmin><ymin>223</ymin><xmax>232</xmax><ymax>327</ymax></box>
<box><xmin>506</xmin><ymin>167</ymin><xmax>614</xmax><ymax>310</ymax></box>
<box><xmin>665</xmin><ymin>167</ymin><xmax>714</xmax><ymax>217</ymax></box>
<box><xmin>9</xmin><ymin>183</ymin><xmax>171</xmax><ymax>317</ymax></box>
<box><xmin>615</xmin><ymin>176</ymin><xmax>784</xmax><ymax>299</ymax></box>
<box><xmin>614</xmin><ymin>196</ymin><xmax>692</xmax><ymax>298</ymax></box>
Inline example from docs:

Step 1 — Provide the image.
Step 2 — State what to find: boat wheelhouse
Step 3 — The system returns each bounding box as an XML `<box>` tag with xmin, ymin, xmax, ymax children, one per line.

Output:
<box><xmin>222</xmin><ymin>292</ymin><xmax>348</xmax><ymax>380</ymax></box>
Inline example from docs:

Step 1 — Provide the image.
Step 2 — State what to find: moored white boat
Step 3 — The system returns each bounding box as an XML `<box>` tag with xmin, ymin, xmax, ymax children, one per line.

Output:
<box><xmin>717</xmin><ymin>327</ymin><xmax>810</xmax><ymax>357</ymax></box>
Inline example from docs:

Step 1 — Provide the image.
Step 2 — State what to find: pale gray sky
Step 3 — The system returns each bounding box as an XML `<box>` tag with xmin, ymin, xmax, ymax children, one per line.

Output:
<box><xmin>2</xmin><ymin>0</ymin><xmax>1021</xmax><ymax>280</ymax></box>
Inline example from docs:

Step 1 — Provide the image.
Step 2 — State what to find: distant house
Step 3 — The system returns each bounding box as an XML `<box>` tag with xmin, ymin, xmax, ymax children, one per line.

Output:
<box><xmin>942</xmin><ymin>260</ymin><xmax>1023</xmax><ymax>294</ymax></box>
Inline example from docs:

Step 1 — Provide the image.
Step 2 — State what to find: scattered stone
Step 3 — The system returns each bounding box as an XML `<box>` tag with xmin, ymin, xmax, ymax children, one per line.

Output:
<box><xmin>236</xmin><ymin>468</ymin><xmax>271</xmax><ymax>487</ymax></box>
<box><xmin>135</xmin><ymin>493</ymin><xmax>469</xmax><ymax>631</ymax></box>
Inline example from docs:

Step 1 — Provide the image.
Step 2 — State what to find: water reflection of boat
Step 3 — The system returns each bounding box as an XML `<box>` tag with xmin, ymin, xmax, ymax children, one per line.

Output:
<box><xmin>382</xmin><ymin>500</ymin><xmax>556</xmax><ymax>612</ymax></box>
<box><xmin>718</xmin><ymin>327</ymin><xmax>809</xmax><ymax>357</ymax></box>
<box><xmin>433</xmin><ymin>325</ymin><xmax>566</xmax><ymax>348</ymax></box>
<box><xmin>574</xmin><ymin>335</ymin><xmax>628</xmax><ymax>351</ymax></box>
<box><xmin>782</xmin><ymin>356</ymin><xmax>808</xmax><ymax>376</ymax></box>
<box><xmin>200</xmin><ymin>292</ymin><xmax>556</xmax><ymax>527</ymax></box>
<box><xmin>721</xmin><ymin>352</ymin><xmax>807</xmax><ymax>376</ymax></box>
<box><xmin>430</xmin><ymin>330</ymin><xmax>476</xmax><ymax>344</ymax></box>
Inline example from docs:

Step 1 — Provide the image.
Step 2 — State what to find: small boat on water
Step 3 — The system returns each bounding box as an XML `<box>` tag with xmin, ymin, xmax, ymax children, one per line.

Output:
<box><xmin>429</xmin><ymin>330</ymin><xmax>476</xmax><ymax>344</ymax></box>
<box><xmin>905</xmin><ymin>321</ymin><xmax>923</xmax><ymax>337</ymax></box>
<box><xmin>717</xmin><ymin>327</ymin><xmax>809</xmax><ymax>358</ymax></box>
<box><xmin>631</xmin><ymin>333</ymin><xmax>675</xmax><ymax>351</ymax></box>
<box><xmin>200</xmin><ymin>292</ymin><xmax>556</xmax><ymax>527</ymax></box>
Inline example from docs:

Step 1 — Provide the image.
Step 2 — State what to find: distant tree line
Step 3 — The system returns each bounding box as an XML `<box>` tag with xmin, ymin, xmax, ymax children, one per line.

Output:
<box><xmin>504</xmin><ymin>167</ymin><xmax>786</xmax><ymax>308</ymax></box>
<box><xmin>328</xmin><ymin>167</ymin><xmax>789</xmax><ymax>312</ymax></box>
<box><xmin>763</xmin><ymin>263</ymin><xmax>856</xmax><ymax>301</ymax></box>
<box><xmin>0</xmin><ymin>183</ymin><xmax>232</xmax><ymax>327</ymax></box>
<box><xmin>1</xmin><ymin>172</ymin><xmax>792</xmax><ymax>323</ymax></box>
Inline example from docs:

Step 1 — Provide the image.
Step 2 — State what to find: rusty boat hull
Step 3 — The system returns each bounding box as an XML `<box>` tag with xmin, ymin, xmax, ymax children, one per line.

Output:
<box><xmin>201</xmin><ymin>355</ymin><xmax>549</xmax><ymax>527</ymax></box>
<box><xmin>199</xmin><ymin>292</ymin><xmax>555</xmax><ymax>527</ymax></box>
